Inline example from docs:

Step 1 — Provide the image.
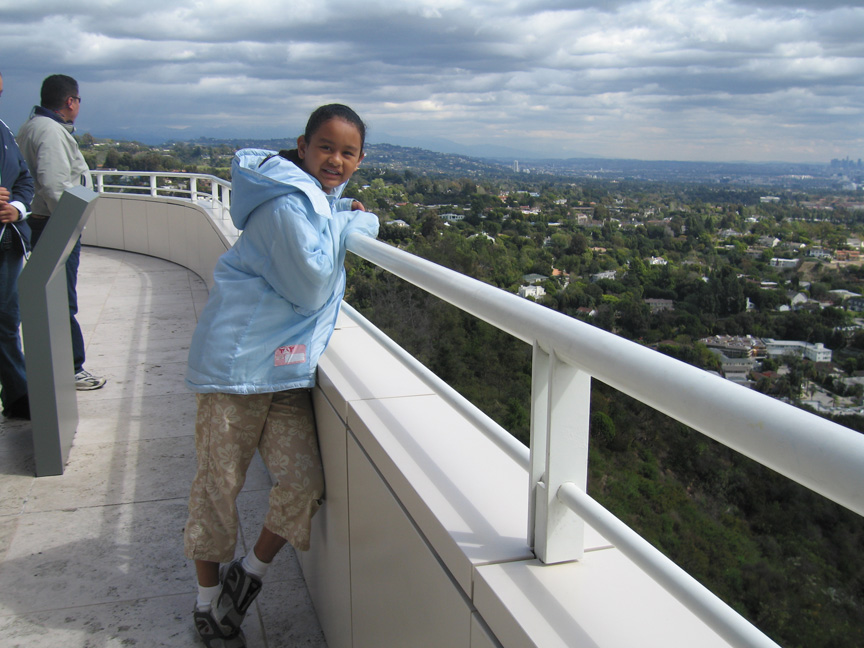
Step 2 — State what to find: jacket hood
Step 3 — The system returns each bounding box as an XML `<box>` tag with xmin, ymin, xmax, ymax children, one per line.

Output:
<box><xmin>230</xmin><ymin>148</ymin><xmax>348</xmax><ymax>230</ymax></box>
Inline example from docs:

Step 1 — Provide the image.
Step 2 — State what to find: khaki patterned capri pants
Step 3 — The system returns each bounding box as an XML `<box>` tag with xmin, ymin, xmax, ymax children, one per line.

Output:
<box><xmin>184</xmin><ymin>390</ymin><xmax>324</xmax><ymax>563</ymax></box>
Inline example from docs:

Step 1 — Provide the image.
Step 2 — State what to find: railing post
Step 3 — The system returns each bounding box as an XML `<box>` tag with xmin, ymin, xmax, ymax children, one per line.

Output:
<box><xmin>95</xmin><ymin>173</ymin><xmax>104</xmax><ymax>194</ymax></box>
<box><xmin>529</xmin><ymin>343</ymin><xmax>591</xmax><ymax>564</ymax></box>
<box><xmin>528</xmin><ymin>342</ymin><xmax>549</xmax><ymax>551</ymax></box>
<box><xmin>210</xmin><ymin>179</ymin><xmax>218</xmax><ymax>207</ymax></box>
<box><xmin>190</xmin><ymin>176</ymin><xmax>199</xmax><ymax>202</ymax></box>
<box><xmin>149</xmin><ymin>174</ymin><xmax>158</xmax><ymax>197</ymax></box>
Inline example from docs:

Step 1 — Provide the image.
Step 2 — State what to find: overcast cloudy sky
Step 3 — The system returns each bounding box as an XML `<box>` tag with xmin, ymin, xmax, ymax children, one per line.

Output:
<box><xmin>0</xmin><ymin>0</ymin><xmax>862</xmax><ymax>162</ymax></box>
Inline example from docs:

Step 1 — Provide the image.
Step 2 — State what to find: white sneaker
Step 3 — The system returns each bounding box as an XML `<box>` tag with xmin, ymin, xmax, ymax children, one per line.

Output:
<box><xmin>75</xmin><ymin>369</ymin><xmax>107</xmax><ymax>391</ymax></box>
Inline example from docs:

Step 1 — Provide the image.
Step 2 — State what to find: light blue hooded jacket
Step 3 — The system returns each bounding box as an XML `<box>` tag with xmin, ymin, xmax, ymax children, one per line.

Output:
<box><xmin>186</xmin><ymin>148</ymin><xmax>379</xmax><ymax>394</ymax></box>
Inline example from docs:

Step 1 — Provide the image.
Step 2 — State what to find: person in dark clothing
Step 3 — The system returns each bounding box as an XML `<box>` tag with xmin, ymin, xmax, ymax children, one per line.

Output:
<box><xmin>0</xmin><ymin>71</ymin><xmax>35</xmax><ymax>420</ymax></box>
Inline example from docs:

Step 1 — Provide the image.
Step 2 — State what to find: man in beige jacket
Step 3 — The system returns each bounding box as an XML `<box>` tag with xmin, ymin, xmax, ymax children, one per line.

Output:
<box><xmin>17</xmin><ymin>74</ymin><xmax>105</xmax><ymax>390</ymax></box>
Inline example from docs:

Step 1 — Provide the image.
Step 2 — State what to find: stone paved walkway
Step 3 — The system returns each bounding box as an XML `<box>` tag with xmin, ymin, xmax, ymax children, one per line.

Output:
<box><xmin>0</xmin><ymin>246</ymin><xmax>326</xmax><ymax>647</ymax></box>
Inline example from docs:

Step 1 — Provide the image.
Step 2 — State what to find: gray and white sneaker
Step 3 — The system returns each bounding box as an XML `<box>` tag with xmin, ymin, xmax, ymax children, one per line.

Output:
<box><xmin>75</xmin><ymin>369</ymin><xmax>106</xmax><ymax>391</ymax></box>
<box><xmin>213</xmin><ymin>558</ymin><xmax>263</xmax><ymax>633</ymax></box>
<box><xmin>193</xmin><ymin>606</ymin><xmax>246</xmax><ymax>648</ymax></box>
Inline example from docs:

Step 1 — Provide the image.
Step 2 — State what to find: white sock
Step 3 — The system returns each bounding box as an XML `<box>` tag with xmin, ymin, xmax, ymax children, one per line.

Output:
<box><xmin>242</xmin><ymin>549</ymin><xmax>270</xmax><ymax>579</ymax></box>
<box><xmin>196</xmin><ymin>583</ymin><xmax>221</xmax><ymax>612</ymax></box>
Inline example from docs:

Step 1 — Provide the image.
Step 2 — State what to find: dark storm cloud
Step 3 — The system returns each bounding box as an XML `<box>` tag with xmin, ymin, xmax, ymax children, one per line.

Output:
<box><xmin>0</xmin><ymin>0</ymin><xmax>861</xmax><ymax>161</ymax></box>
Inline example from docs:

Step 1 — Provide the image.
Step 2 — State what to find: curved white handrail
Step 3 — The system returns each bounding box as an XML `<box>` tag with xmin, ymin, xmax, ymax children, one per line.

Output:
<box><xmin>91</xmin><ymin>169</ymin><xmax>233</xmax><ymax>225</ymax></box>
<box><xmin>340</xmin><ymin>302</ymin><xmax>530</xmax><ymax>469</ymax></box>
<box><xmin>346</xmin><ymin>231</ymin><xmax>860</xmax><ymax>648</ymax></box>
<box><xmin>346</xmin><ymin>232</ymin><xmax>864</xmax><ymax>519</ymax></box>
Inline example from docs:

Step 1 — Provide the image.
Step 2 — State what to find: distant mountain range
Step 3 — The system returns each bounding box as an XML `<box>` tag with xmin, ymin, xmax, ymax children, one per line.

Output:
<box><xmin>357</xmin><ymin>143</ymin><xmax>849</xmax><ymax>189</ymax></box>
<box><xmin>98</xmin><ymin>126</ymin><xmax>598</xmax><ymax>162</ymax></box>
<box><xmin>366</xmin><ymin>132</ymin><xmax>601</xmax><ymax>161</ymax></box>
<box><xmin>105</xmin><ymin>129</ymin><xmax>852</xmax><ymax>188</ymax></box>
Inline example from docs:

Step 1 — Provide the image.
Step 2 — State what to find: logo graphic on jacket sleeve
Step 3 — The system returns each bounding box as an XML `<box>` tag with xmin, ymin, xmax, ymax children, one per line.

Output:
<box><xmin>275</xmin><ymin>344</ymin><xmax>307</xmax><ymax>366</ymax></box>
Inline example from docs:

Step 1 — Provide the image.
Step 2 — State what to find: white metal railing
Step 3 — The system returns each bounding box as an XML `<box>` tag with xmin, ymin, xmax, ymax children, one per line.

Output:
<box><xmin>340</xmin><ymin>302</ymin><xmax>530</xmax><ymax>469</ymax></box>
<box><xmin>346</xmin><ymin>232</ymin><xmax>864</xmax><ymax>648</ymax></box>
<box><xmin>91</xmin><ymin>170</ymin><xmax>232</xmax><ymax>225</ymax></box>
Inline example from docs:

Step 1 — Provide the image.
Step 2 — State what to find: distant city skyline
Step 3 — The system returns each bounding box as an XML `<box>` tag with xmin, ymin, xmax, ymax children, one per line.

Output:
<box><xmin>0</xmin><ymin>1</ymin><xmax>862</xmax><ymax>164</ymax></box>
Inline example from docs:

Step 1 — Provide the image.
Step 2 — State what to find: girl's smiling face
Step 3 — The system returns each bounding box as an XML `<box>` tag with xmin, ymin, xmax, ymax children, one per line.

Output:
<box><xmin>297</xmin><ymin>117</ymin><xmax>365</xmax><ymax>192</ymax></box>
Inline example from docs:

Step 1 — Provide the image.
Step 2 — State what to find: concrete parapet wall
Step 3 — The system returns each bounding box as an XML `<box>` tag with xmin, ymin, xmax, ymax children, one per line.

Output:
<box><xmin>82</xmin><ymin>194</ymin><xmax>231</xmax><ymax>289</ymax></box>
<box><xmin>306</xmin><ymin>309</ymin><xmax>735</xmax><ymax>648</ymax></box>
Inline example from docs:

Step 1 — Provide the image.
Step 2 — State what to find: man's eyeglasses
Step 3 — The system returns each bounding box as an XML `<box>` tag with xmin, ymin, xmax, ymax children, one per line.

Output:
<box><xmin>70</xmin><ymin>96</ymin><xmax>81</xmax><ymax>103</ymax></box>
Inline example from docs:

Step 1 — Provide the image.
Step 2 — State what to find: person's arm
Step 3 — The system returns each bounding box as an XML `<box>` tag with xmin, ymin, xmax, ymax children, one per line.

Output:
<box><xmin>9</xmin><ymin>142</ymin><xmax>34</xmax><ymax>219</ymax></box>
<box><xmin>266</xmin><ymin>197</ymin><xmax>346</xmax><ymax>311</ymax></box>
<box><xmin>30</xmin><ymin>125</ymin><xmax>74</xmax><ymax>213</ymax></box>
<box><xmin>0</xmin><ymin>123</ymin><xmax>32</xmax><ymax>219</ymax></box>
<box><xmin>246</xmin><ymin>194</ymin><xmax>378</xmax><ymax>311</ymax></box>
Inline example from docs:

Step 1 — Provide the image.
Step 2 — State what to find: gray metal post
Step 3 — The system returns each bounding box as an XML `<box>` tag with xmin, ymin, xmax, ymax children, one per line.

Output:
<box><xmin>19</xmin><ymin>186</ymin><xmax>99</xmax><ymax>476</ymax></box>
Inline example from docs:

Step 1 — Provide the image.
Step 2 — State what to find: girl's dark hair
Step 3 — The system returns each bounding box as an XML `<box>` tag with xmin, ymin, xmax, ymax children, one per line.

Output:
<box><xmin>305</xmin><ymin>104</ymin><xmax>367</xmax><ymax>149</ymax></box>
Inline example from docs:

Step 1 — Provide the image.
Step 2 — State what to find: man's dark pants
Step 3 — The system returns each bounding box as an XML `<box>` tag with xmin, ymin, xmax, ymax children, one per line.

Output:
<box><xmin>0</xmin><ymin>237</ymin><xmax>28</xmax><ymax>411</ymax></box>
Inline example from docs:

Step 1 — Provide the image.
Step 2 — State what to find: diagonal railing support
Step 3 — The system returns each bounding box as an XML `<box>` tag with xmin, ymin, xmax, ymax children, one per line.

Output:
<box><xmin>19</xmin><ymin>186</ymin><xmax>99</xmax><ymax>476</ymax></box>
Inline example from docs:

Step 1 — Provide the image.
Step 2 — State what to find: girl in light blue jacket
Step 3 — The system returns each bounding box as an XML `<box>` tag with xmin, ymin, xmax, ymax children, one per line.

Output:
<box><xmin>184</xmin><ymin>105</ymin><xmax>379</xmax><ymax>648</ymax></box>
